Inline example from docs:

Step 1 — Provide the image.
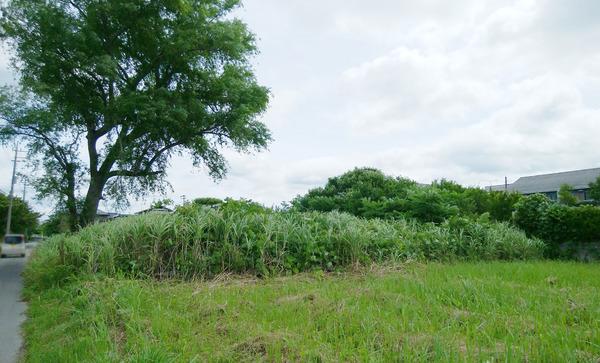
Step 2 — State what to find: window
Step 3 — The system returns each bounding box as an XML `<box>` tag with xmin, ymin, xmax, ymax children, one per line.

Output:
<box><xmin>543</xmin><ymin>191</ymin><xmax>558</xmax><ymax>201</ymax></box>
<box><xmin>4</xmin><ymin>235</ymin><xmax>24</xmax><ymax>244</ymax></box>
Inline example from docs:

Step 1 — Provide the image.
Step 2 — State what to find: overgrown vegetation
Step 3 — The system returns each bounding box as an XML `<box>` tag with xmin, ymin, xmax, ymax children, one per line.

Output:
<box><xmin>293</xmin><ymin>168</ymin><xmax>600</xmax><ymax>258</ymax></box>
<box><xmin>292</xmin><ymin>168</ymin><xmax>522</xmax><ymax>223</ymax></box>
<box><xmin>22</xmin><ymin>262</ymin><xmax>600</xmax><ymax>362</ymax></box>
<box><xmin>24</xmin><ymin>200</ymin><xmax>543</xmax><ymax>291</ymax></box>
<box><xmin>589</xmin><ymin>176</ymin><xmax>600</xmax><ymax>203</ymax></box>
<box><xmin>514</xmin><ymin>194</ymin><xmax>600</xmax><ymax>257</ymax></box>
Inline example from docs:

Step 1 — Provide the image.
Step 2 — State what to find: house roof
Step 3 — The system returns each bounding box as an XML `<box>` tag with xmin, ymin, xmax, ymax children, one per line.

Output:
<box><xmin>96</xmin><ymin>209</ymin><xmax>118</xmax><ymax>217</ymax></box>
<box><xmin>135</xmin><ymin>207</ymin><xmax>174</xmax><ymax>215</ymax></box>
<box><xmin>506</xmin><ymin>167</ymin><xmax>600</xmax><ymax>194</ymax></box>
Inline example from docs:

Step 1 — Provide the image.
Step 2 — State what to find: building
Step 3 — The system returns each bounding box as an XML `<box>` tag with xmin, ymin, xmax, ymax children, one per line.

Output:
<box><xmin>95</xmin><ymin>209</ymin><xmax>126</xmax><ymax>223</ymax></box>
<box><xmin>489</xmin><ymin>167</ymin><xmax>600</xmax><ymax>202</ymax></box>
<box><xmin>135</xmin><ymin>207</ymin><xmax>174</xmax><ymax>215</ymax></box>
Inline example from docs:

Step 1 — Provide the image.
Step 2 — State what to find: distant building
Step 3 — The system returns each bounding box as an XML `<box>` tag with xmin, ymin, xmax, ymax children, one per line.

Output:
<box><xmin>489</xmin><ymin>167</ymin><xmax>600</xmax><ymax>202</ymax></box>
<box><xmin>95</xmin><ymin>206</ymin><xmax>173</xmax><ymax>223</ymax></box>
<box><xmin>95</xmin><ymin>209</ymin><xmax>125</xmax><ymax>223</ymax></box>
<box><xmin>135</xmin><ymin>207</ymin><xmax>174</xmax><ymax>215</ymax></box>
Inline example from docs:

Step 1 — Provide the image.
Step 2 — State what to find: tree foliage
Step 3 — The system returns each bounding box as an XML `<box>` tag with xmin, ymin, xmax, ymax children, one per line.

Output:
<box><xmin>40</xmin><ymin>209</ymin><xmax>72</xmax><ymax>236</ymax></box>
<box><xmin>292</xmin><ymin>168</ymin><xmax>520</xmax><ymax>224</ymax></box>
<box><xmin>150</xmin><ymin>198</ymin><xmax>174</xmax><ymax>210</ymax></box>
<box><xmin>589</xmin><ymin>176</ymin><xmax>600</xmax><ymax>202</ymax></box>
<box><xmin>291</xmin><ymin>168</ymin><xmax>417</xmax><ymax>219</ymax></box>
<box><xmin>0</xmin><ymin>193</ymin><xmax>40</xmax><ymax>236</ymax></box>
<box><xmin>558</xmin><ymin>184</ymin><xmax>578</xmax><ymax>206</ymax></box>
<box><xmin>0</xmin><ymin>0</ymin><xmax>270</xmax><ymax>228</ymax></box>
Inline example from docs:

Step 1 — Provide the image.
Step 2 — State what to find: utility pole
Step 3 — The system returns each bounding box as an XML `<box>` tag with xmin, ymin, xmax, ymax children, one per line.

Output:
<box><xmin>5</xmin><ymin>145</ymin><xmax>19</xmax><ymax>235</ymax></box>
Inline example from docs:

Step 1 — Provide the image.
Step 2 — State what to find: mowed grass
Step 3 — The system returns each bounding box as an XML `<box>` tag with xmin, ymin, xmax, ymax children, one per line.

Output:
<box><xmin>23</xmin><ymin>262</ymin><xmax>600</xmax><ymax>362</ymax></box>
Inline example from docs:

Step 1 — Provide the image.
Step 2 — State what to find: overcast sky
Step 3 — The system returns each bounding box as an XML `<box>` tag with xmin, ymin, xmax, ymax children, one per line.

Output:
<box><xmin>1</xmin><ymin>0</ymin><xmax>600</xmax><ymax>215</ymax></box>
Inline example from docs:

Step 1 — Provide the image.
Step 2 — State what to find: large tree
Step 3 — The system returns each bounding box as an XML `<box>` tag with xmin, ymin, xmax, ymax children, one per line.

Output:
<box><xmin>0</xmin><ymin>0</ymin><xmax>270</xmax><ymax>228</ymax></box>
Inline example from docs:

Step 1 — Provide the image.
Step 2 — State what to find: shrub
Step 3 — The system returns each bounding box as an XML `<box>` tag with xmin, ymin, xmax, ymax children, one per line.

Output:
<box><xmin>192</xmin><ymin>197</ymin><xmax>224</xmax><ymax>207</ymax></box>
<box><xmin>487</xmin><ymin>192</ymin><xmax>522</xmax><ymax>222</ymax></box>
<box><xmin>513</xmin><ymin>194</ymin><xmax>552</xmax><ymax>237</ymax></box>
<box><xmin>514</xmin><ymin>194</ymin><xmax>600</xmax><ymax>257</ymax></box>
<box><xmin>558</xmin><ymin>184</ymin><xmax>578</xmax><ymax>206</ymax></box>
<box><xmin>25</xmin><ymin>201</ymin><xmax>544</xmax><ymax>289</ymax></box>
<box><xmin>404</xmin><ymin>188</ymin><xmax>459</xmax><ymax>223</ymax></box>
<box><xmin>291</xmin><ymin>168</ymin><xmax>417</xmax><ymax>217</ymax></box>
<box><xmin>589</xmin><ymin>176</ymin><xmax>600</xmax><ymax>202</ymax></box>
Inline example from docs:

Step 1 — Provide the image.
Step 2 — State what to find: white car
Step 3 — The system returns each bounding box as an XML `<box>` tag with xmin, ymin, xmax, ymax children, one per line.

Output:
<box><xmin>1</xmin><ymin>234</ymin><xmax>27</xmax><ymax>258</ymax></box>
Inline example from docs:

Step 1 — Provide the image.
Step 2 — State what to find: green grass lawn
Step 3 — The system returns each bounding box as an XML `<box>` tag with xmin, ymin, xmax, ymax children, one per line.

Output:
<box><xmin>23</xmin><ymin>262</ymin><xmax>600</xmax><ymax>362</ymax></box>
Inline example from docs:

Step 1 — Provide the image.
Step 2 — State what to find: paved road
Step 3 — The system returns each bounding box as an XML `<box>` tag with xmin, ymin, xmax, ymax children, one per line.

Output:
<box><xmin>0</xmin><ymin>255</ymin><xmax>27</xmax><ymax>363</ymax></box>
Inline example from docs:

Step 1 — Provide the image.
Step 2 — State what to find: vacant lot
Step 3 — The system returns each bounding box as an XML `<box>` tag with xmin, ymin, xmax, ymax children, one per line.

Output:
<box><xmin>23</xmin><ymin>262</ymin><xmax>600</xmax><ymax>362</ymax></box>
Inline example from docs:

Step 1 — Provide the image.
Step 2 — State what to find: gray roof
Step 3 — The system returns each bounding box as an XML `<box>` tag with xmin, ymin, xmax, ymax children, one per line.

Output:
<box><xmin>505</xmin><ymin>168</ymin><xmax>600</xmax><ymax>194</ymax></box>
<box><xmin>135</xmin><ymin>207</ymin><xmax>174</xmax><ymax>215</ymax></box>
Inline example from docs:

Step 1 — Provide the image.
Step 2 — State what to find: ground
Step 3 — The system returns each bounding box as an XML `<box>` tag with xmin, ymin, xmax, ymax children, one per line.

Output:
<box><xmin>21</xmin><ymin>262</ymin><xmax>600</xmax><ymax>362</ymax></box>
<box><xmin>0</xmin><ymin>255</ymin><xmax>27</xmax><ymax>363</ymax></box>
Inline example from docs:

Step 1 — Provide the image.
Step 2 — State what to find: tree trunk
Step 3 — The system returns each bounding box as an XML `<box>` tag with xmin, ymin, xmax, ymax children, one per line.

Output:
<box><xmin>65</xmin><ymin>197</ymin><xmax>79</xmax><ymax>232</ymax></box>
<box><xmin>80</xmin><ymin>175</ymin><xmax>105</xmax><ymax>227</ymax></box>
<box><xmin>64</xmin><ymin>163</ymin><xmax>80</xmax><ymax>232</ymax></box>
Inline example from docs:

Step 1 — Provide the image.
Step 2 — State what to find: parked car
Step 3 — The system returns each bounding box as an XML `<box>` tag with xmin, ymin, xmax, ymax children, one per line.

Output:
<box><xmin>26</xmin><ymin>234</ymin><xmax>45</xmax><ymax>249</ymax></box>
<box><xmin>1</xmin><ymin>234</ymin><xmax>27</xmax><ymax>258</ymax></box>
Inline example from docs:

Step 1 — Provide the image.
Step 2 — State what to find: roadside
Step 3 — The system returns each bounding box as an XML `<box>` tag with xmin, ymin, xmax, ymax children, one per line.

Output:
<box><xmin>0</xmin><ymin>254</ymin><xmax>28</xmax><ymax>363</ymax></box>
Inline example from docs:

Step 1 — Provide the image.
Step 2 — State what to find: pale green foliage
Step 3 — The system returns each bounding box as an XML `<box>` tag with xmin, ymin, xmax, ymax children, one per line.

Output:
<box><xmin>558</xmin><ymin>184</ymin><xmax>578</xmax><ymax>206</ymax></box>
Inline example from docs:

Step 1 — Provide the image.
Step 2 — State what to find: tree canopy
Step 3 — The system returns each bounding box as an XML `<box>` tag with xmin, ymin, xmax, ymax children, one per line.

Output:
<box><xmin>0</xmin><ymin>0</ymin><xmax>271</xmax><ymax>228</ymax></box>
<box><xmin>0</xmin><ymin>193</ymin><xmax>40</xmax><ymax>236</ymax></box>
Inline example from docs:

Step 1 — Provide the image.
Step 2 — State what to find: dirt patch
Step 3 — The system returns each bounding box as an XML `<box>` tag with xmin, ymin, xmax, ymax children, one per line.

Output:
<box><xmin>233</xmin><ymin>332</ymin><xmax>295</xmax><ymax>361</ymax></box>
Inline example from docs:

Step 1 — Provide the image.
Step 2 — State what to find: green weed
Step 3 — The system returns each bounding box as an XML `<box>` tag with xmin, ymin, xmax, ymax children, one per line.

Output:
<box><xmin>24</xmin><ymin>202</ymin><xmax>544</xmax><ymax>288</ymax></box>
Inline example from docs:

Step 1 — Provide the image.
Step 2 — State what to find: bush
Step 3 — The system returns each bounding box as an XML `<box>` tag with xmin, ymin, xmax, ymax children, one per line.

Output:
<box><xmin>292</xmin><ymin>167</ymin><xmax>416</xmax><ymax>217</ymax></box>
<box><xmin>25</xmin><ymin>200</ymin><xmax>544</xmax><ymax>289</ymax></box>
<box><xmin>558</xmin><ymin>184</ymin><xmax>578</xmax><ymax>206</ymax></box>
<box><xmin>488</xmin><ymin>192</ymin><xmax>523</xmax><ymax>222</ymax></box>
<box><xmin>404</xmin><ymin>188</ymin><xmax>459</xmax><ymax>223</ymax></box>
<box><xmin>513</xmin><ymin>194</ymin><xmax>552</xmax><ymax>237</ymax></box>
<box><xmin>192</xmin><ymin>197</ymin><xmax>224</xmax><ymax>207</ymax></box>
<box><xmin>514</xmin><ymin>194</ymin><xmax>600</xmax><ymax>257</ymax></box>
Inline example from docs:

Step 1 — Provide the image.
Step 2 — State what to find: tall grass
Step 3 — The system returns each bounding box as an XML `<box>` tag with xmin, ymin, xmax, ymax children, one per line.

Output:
<box><xmin>25</xmin><ymin>201</ymin><xmax>544</xmax><ymax>289</ymax></box>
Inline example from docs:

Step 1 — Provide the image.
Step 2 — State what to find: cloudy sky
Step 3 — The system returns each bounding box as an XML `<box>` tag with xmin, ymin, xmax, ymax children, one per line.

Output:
<box><xmin>1</xmin><ymin>0</ymin><xmax>600</xmax><ymax>215</ymax></box>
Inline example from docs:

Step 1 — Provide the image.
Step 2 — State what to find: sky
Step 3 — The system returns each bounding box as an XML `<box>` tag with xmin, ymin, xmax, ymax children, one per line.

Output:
<box><xmin>1</xmin><ymin>0</ymin><xmax>600</xmax><ymax>216</ymax></box>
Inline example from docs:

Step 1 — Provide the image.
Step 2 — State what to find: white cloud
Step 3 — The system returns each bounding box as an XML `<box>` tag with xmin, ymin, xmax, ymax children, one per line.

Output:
<box><xmin>2</xmin><ymin>0</ymin><xmax>600</xmax><ymax>214</ymax></box>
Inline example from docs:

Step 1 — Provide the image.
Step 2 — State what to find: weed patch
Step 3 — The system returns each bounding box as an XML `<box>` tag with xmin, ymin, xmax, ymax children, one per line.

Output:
<box><xmin>24</xmin><ymin>202</ymin><xmax>544</xmax><ymax>290</ymax></box>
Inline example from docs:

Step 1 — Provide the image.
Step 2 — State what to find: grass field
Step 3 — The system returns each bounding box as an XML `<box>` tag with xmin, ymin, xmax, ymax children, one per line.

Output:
<box><xmin>23</xmin><ymin>261</ymin><xmax>600</xmax><ymax>362</ymax></box>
